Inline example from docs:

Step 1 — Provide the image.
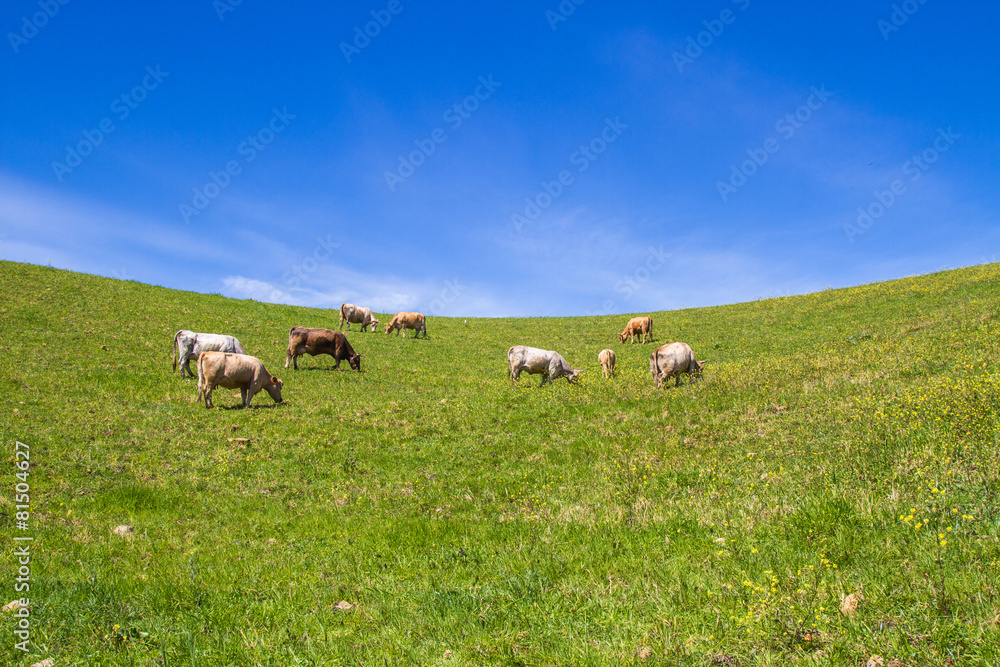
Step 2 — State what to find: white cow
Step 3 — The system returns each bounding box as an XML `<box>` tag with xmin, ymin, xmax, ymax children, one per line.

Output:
<box><xmin>339</xmin><ymin>303</ymin><xmax>379</xmax><ymax>332</ymax></box>
<box><xmin>172</xmin><ymin>330</ymin><xmax>246</xmax><ymax>378</ymax></box>
<box><xmin>649</xmin><ymin>341</ymin><xmax>705</xmax><ymax>388</ymax></box>
<box><xmin>507</xmin><ymin>345</ymin><xmax>582</xmax><ymax>386</ymax></box>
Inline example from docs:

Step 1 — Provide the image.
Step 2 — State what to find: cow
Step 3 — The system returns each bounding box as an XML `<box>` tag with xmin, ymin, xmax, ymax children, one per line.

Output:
<box><xmin>598</xmin><ymin>349</ymin><xmax>616</xmax><ymax>378</ymax></box>
<box><xmin>507</xmin><ymin>345</ymin><xmax>583</xmax><ymax>386</ymax></box>
<box><xmin>172</xmin><ymin>330</ymin><xmax>246</xmax><ymax>378</ymax></box>
<box><xmin>384</xmin><ymin>312</ymin><xmax>427</xmax><ymax>338</ymax></box>
<box><xmin>338</xmin><ymin>303</ymin><xmax>380</xmax><ymax>332</ymax></box>
<box><xmin>285</xmin><ymin>327</ymin><xmax>362</xmax><ymax>371</ymax></box>
<box><xmin>197</xmin><ymin>351</ymin><xmax>283</xmax><ymax>409</ymax></box>
<box><xmin>619</xmin><ymin>316</ymin><xmax>653</xmax><ymax>344</ymax></box>
<box><xmin>649</xmin><ymin>341</ymin><xmax>705</xmax><ymax>388</ymax></box>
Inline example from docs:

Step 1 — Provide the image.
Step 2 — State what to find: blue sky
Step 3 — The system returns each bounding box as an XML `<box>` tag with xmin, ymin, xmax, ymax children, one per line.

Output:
<box><xmin>2</xmin><ymin>1</ymin><xmax>998</xmax><ymax>317</ymax></box>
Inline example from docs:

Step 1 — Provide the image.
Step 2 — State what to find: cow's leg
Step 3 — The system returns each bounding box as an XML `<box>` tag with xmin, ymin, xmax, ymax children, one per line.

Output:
<box><xmin>204</xmin><ymin>384</ymin><xmax>214</xmax><ymax>408</ymax></box>
<box><xmin>182</xmin><ymin>355</ymin><xmax>194</xmax><ymax>377</ymax></box>
<box><xmin>333</xmin><ymin>356</ymin><xmax>341</xmax><ymax>370</ymax></box>
<box><xmin>241</xmin><ymin>387</ymin><xmax>249</xmax><ymax>406</ymax></box>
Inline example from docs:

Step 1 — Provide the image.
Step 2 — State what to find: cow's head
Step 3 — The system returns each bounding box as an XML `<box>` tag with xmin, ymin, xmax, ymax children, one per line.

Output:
<box><xmin>567</xmin><ymin>369</ymin><xmax>583</xmax><ymax>384</ymax></box>
<box><xmin>369</xmin><ymin>319</ymin><xmax>379</xmax><ymax>331</ymax></box>
<box><xmin>692</xmin><ymin>360</ymin><xmax>707</xmax><ymax>379</ymax></box>
<box><xmin>618</xmin><ymin>332</ymin><xmax>627</xmax><ymax>344</ymax></box>
<box><xmin>348</xmin><ymin>353</ymin><xmax>362</xmax><ymax>372</ymax></box>
<box><xmin>384</xmin><ymin>322</ymin><xmax>394</xmax><ymax>334</ymax></box>
<box><xmin>266</xmin><ymin>376</ymin><xmax>284</xmax><ymax>403</ymax></box>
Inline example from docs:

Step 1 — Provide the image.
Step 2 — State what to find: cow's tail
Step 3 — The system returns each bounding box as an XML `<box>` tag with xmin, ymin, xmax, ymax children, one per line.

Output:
<box><xmin>506</xmin><ymin>347</ymin><xmax>516</xmax><ymax>385</ymax></box>
<box><xmin>196</xmin><ymin>351</ymin><xmax>204</xmax><ymax>400</ymax></box>
<box><xmin>338</xmin><ymin>303</ymin><xmax>346</xmax><ymax>329</ymax></box>
<box><xmin>172</xmin><ymin>330</ymin><xmax>181</xmax><ymax>371</ymax></box>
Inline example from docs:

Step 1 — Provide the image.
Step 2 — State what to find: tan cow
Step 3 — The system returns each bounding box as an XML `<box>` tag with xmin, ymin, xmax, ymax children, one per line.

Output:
<box><xmin>598</xmin><ymin>348</ymin><xmax>616</xmax><ymax>378</ymax></box>
<box><xmin>649</xmin><ymin>341</ymin><xmax>705</xmax><ymax>388</ymax></box>
<box><xmin>338</xmin><ymin>303</ymin><xmax>379</xmax><ymax>332</ymax></box>
<box><xmin>619</xmin><ymin>316</ymin><xmax>653</xmax><ymax>344</ymax></box>
<box><xmin>385</xmin><ymin>311</ymin><xmax>427</xmax><ymax>338</ymax></box>
<box><xmin>197</xmin><ymin>351</ymin><xmax>283</xmax><ymax>408</ymax></box>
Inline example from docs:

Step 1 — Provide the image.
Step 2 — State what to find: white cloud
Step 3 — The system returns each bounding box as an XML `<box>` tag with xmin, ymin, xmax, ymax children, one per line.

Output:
<box><xmin>0</xmin><ymin>172</ymin><xmax>238</xmax><ymax>276</ymax></box>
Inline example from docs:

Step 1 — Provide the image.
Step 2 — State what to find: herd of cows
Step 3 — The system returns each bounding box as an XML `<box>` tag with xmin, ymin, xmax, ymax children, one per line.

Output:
<box><xmin>171</xmin><ymin>307</ymin><xmax>706</xmax><ymax>408</ymax></box>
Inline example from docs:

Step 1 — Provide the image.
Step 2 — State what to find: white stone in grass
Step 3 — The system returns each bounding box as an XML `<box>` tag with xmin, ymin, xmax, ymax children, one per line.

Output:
<box><xmin>2</xmin><ymin>600</ymin><xmax>22</xmax><ymax>612</ymax></box>
<box><xmin>112</xmin><ymin>525</ymin><xmax>134</xmax><ymax>536</ymax></box>
<box><xmin>31</xmin><ymin>660</ymin><xmax>55</xmax><ymax>667</ymax></box>
<box><xmin>334</xmin><ymin>600</ymin><xmax>353</xmax><ymax>611</ymax></box>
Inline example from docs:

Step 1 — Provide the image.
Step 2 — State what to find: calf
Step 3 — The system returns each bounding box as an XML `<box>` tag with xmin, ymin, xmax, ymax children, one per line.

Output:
<box><xmin>384</xmin><ymin>311</ymin><xmax>427</xmax><ymax>338</ymax></box>
<box><xmin>173</xmin><ymin>330</ymin><xmax>246</xmax><ymax>378</ymax></box>
<box><xmin>339</xmin><ymin>303</ymin><xmax>379</xmax><ymax>332</ymax></box>
<box><xmin>619</xmin><ymin>316</ymin><xmax>653</xmax><ymax>344</ymax></box>
<box><xmin>649</xmin><ymin>341</ymin><xmax>705</xmax><ymax>388</ymax></box>
<box><xmin>507</xmin><ymin>345</ymin><xmax>582</xmax><ymax>386</ymax></box>
<box><xmin>285</xmin><ymin>327</ymin><xmax>362</xmax><ymax>371</ymax></box>
<box><xmin>598</xmin><ymin>348</ymin><xmax>616</xmax><ymax>378</ymax></box>
<box><xmin>197</xmin><ymin>351</ymin><xmax>283</xmax><ymax>408</ymax></box>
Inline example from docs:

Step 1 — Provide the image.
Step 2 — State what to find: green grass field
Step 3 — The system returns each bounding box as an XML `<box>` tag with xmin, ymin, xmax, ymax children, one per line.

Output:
<box><xmin>2</xmin><ymin>259</ymin><xmax>999</xmax><ymax>666</ymax></box>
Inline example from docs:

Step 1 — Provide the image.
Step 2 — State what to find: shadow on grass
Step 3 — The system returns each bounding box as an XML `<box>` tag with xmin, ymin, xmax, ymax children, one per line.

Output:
<box><xmin>217</xmin><ymin>402</ymin><xmax>285</xmax><ymax>411</ymax></box>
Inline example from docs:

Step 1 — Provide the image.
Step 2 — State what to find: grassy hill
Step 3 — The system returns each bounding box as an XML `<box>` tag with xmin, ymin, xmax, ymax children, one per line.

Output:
<box><xmin>2</xmin><ymin>259</ymin><xmax>999</xmax><ymax>666</ymax></box>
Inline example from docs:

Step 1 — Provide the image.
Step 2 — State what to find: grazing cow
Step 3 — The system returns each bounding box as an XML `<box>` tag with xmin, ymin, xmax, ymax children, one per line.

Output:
<box><xmin>338</xmin><ymin>303</ymin><xmax>380</xmax><ymax>332</ymax></box>
<box><xmin>285</xmin><ymin>327</ymin><xmax>362</xmax><ymax>371</ymax></box>
<box><xmin>649</xmin><ymin>341</ymin><xmax>705</xmax><ymax>388</ymax></box>
<box><xmin>598</xmin><ymin>348</ymin><xmax>616</xmax><ymax>378</ymax></box>
<box><xmin>507</xmin><ymin>345</ymin><xmax>583</xmax><ymax>386</ymax></box>
<box><xmin>197</xmin><ymin>351</ymin><xmax>283</xmax><ymax>409</ymax></box>
<box><xmin>172</xmin><ymin>330</ymin><xmax>246</xmax><ymax>378</ymax></box>
<box><xmin>384</xmin><ymin>312</ymin><xmax>427</xmax><ymax>338</ymax></box>
<box><xmin>619</xmin><ymin>316</ymin><xmax>653</xmax><ymax>344</ymax></box>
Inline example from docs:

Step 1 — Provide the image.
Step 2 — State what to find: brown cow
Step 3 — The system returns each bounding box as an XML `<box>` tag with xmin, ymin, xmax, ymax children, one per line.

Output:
<box><xmin>649</xmin><ymin>341</ymin><xmax>705</xmax><ymax>388</ymax></box>
<box><xmin>384</xmin><ymin>311</ymin><xmax>427</xmax><ymax>338</ymax></box>
<box><xmin>285</xmin><ymin>327</ymin><xmax>362</xmax><ymax>371</ymax></box>
<box><xmin>619</xmin><ymin>316</ymin><xmax>653</xmax><ymax>344</ymax></box>
<box><xmin>598</xmin><ymin>348</ymin><xmax>616</xmax><ymax>378</ymax></box>
<box><xmin>197</xmin><ymin>351</ymin><xmax>283</xmax><ymax>408</ymax></box>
